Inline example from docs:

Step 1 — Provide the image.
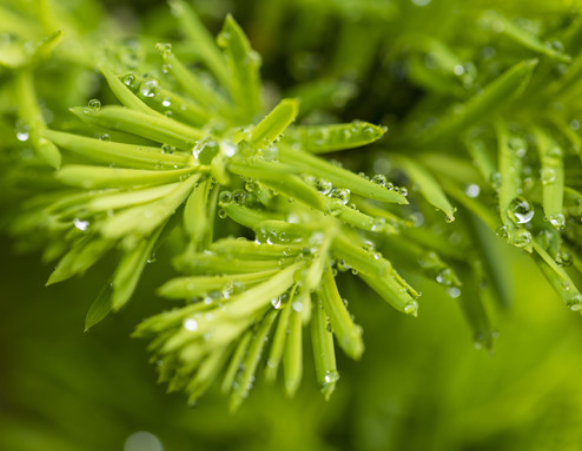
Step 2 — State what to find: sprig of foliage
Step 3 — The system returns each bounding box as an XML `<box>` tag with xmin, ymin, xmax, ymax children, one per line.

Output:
<box><xmin>4</xmin><ymin>0</ymin><xmax>582</xmax><ymax>410</ymax></box>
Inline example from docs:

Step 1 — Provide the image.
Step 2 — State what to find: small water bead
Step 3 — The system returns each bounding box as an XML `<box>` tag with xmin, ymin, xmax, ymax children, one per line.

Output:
<box><xmin>161</xmin><ymin>144</ymin><xmax>175</xmax><ymax>154</ymax></box>
<box><xmin>330</xmin><ymin>188</ymin><xmax>350</xmax><ymax>204</ymax></box>
<box><xmin>403</xmin><ymin>301</ymin><xmax>418</xmax><ymax>316</ymax></box>
<box><xmin>73</xmin><ymin>218</ymin><xmax>90</xmax><ymax>231</ymax></box>
<box><xmin>465</xmin><ymin>184</ymin><xmax>480</xmax><ymax>198</ymax></box>
<box><xmin>316</xmin><ymin>179</ymin><xmax>333</xmax><ymax>195</ymax></box>
<box><xmin>508</xmin><ymin>197</ymin><xmax>534</xmax><ymax>224</ymax></box>
<box><xmin>549</xmin><ymin>213</ymin><xmax>566</xmax><ymax>229</ymax></box>
<box><xmin>546</xmin><ymin>39</ymin><xmax>564</xmax><ymax>53</ymax></box>
<box><xmin>513</xmin><ymin>229</ymin><xmax>532</xmax><ymax>248</ymax></box>
<box><xmin>567</xmin><ymin>294</ymin><xmax>582</xmax><ymax>312</ymax></box>
<box><xmin>436</xmin><ymin>268</ymin><xmax>455</xmax><ymax>286</ymax></box>
<box><xmin>541</xmin><ymin>167</ymin><xmax>556</xmax><ymax>184</ymax></box>
<box><xmin>88</xmin><ymin>98</ymin><xmax>101</xmax><ymax>111</ymax></box>
<box><xmin>323</xmin><ymin>370</ymin><xmax>340</xmax><ymax>385</ymax></box>
<box><xmin>217</xmin><ymin>209</ymin><xmax>227</xmax><ymax>219</ymax></box>
<box><xmin>219</xmin><ymin>191</ymin><xmax>233</xmax><ymax>205</ymax></box>
<box><xmin>453</xmin><ymin>64</ymin><xmax>465</xmax><ymax>76</ymax></box>
<box><xmin>139</xmin><ymin>77</ymin><xmax>160</xmax><ymax>98</ymax></box>
<box><xmin>447</xmin><ymin>287</ymin><xmax>461</xmax><ymax>298</ymax></box>
<box><xmin>192</xmin><ymin>139</ymin><xmax>220</xmax><ymax>164</ymax></box>
<box><xmin>327</xmin><ymin>199</ymin><xmax>344</xmax><ymax>216</ymax></box>
<box><xmin>161</xmin><ymin>97</ymin><xmax>172</xmax><ymax>107</ymax></box>
<box><xmin>271</xmin><ymin>297</ymin><xmax>282</xmax><ymax>310</ymax></box>
<box><xmin>292</xmin><ymin>301</ymin><xmax>303</xmax><ymax>312</ymax></box>
<box><xmin>156</xmin><ymin>42</ymin><xmax>172</xmax><ymax>55</ymax></box>
<box><xmin>15</xmin><ymin>122</ymin><xmax>30</xmax><ymax>142</ymax></box>
<box><xmin>507</xmin><ymin>136</ymin><xmax>527</xmax><ymax>157</ymax></box>
<box><xmin>232</xmin><ymin>189</ymin><xmax>246</xmax><ymax>205</ymax></box>
<box><xmin>399</xmin><ymin>187</ymin><xmax>408</xmax><ymax>197</ymax></box>
<box><xmin>409</xmin><ymin>212</ymin><xmax>424</xmax><ymax>226</ymax></box>
<box><xmin>556</xmin><ymin>250</ymin><xmax>573</xmax><ymax>267</ymax></box>
<box><xmin>495</xmin><ymin>224</ymin><xmax>509</xmax><ymax>239</ymax></box>
<box><xmin>371</xmin><ymin>174</ymin><xmax>387</xmax><ymax>185</ymax></box>
<box><xmin>490</xmin><ymin>171</ymin><xmax>502</xmax><ymax>190</ymax></box>
<box><xmin>100</xmin><ymin>133</ymin><xmax>111</xmax><ymax>141</ymax></box>
<box><xmin>547</xmin><ymin>146</ymin><xmax>563</xmax><ymax>159</ymax></box>
<box><xmin>570</xmin><ymin>119</ymin><xmax>580</xmax><ymax>131</ymax></box>
<box><xmin>371</xmin><ymin>217</ymin><xmax>386</xmax><ymax>232</ymax></box>
<box><xmin>337</xmin><ymin>259</ymin><xmax>350</xmax><ymax>272</ymax></box>
<box><xmin>122</xmin><ymin>74</ymin><xmax>138</xmax><ymax>90</ymax></box>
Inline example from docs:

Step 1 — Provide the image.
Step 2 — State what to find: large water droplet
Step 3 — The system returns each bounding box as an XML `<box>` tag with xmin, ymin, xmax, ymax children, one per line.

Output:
<box><xmin>508</xmin><ymin>197</ymin><xmax>534</xmax><ymax>224</ymax></box>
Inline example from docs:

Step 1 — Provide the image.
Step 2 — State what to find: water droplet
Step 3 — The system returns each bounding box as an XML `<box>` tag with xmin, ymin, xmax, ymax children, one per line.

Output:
<box><xmin>217</xmin><ymin>209</ymin><xmax>227</xmax><ymax>219</ymax></box>
<box><xmin>495</xmin><ymin>224</ymin><xmax>509</xmax><ymax>239</ymax></box>
<box><xmin>464</xmin><ymin>184</ymin><xmax>480</xmax><ymax>198</ymax></box>
<box><xmin>371</xmin><ymin>174</ymin><xmax>387</xmax><ymax>186</ymax></box>
<box><xmin>447</xmin><ymin>287</ymin><xmax>461</xmax><ymax>298</ymax></box>
<box><xmin>549</xmin><ymin>213</ymin><xmax>566</xmax><ymax>229</ymax></box>
<box><xmin>88</xmin><ymin>98</ymin><xmax>101</xmax><ymax>111</ymax></box>
<box><xmin>192</xmin><ymin>139</ymin><xmax>220</xmax><ymax>164</ymax></box>
<box><xmin>399</xmin><ymin>187</ymin><xmax>409</xmax><ymax>197</ymax></box>
<box><xmin>403</xmin><ymin>301</ymin><xmax>418</xmax><ymax>316</ymax></box>
<box><xmin>508</xmin><ymin>137</ymin><xmax>527</xmax><ymax>158</ymax></box>
<box><xmin>15</xmin><ymin>121</ymin><xmax>30</xmax><ymax>142</ymax></box>
<box><xmin>232</xmin><ymin>189</ymin><xmax>246</xmax><ymax>205</ymax></box>
<box><xmin>184</xmin><ymin>318</ymin><xmax>198</xmax><ymax>331</ymax></box>
<box><xmin>100</xmin><ymin>133</ymin><xmax>111</xmax><ymax>141</ymax></box>
<box><xmin>73</xmin><ymin>218</ymin><xmax>90</xmax><ymax>231</ymax></box>
<box><xmin>292</xmin><ymin>301</ymin><xmax>303</xmax><ymax>312</ymax></box>
<box><xmin>124</xmin><ymin>431</ymin><xmax>163</xmax><ymax>451</ymax></box>
<box><xmin>490</xmin><ymin>172</ymin><xmax>502</xmax><ymax>190</ymax></box>
<box><xmin>411</xmin><ymin>0</ymin><xmax>432</xmax><ymax>6</ymax></box>
<box><xmin>122</xmin><ymin>74</ymin><xmax>138</xmax><ymax>90</ymax></box>
<box><xmin>541</xmin><ymin>168</ymin><xmax>556</xmax><ymax>184</ymax></box>
<box><xmin>508</xmin><ymin>197</ymin><xmax>534</xmax><ymax>224</ymax></box>
<box><xmin>327</xmin><ymin>199</ymin><xmax>344</xmax><ymax>216</ymax></box>
<box><xmin>323</xmin><ymin>370</ymin><xmax>340</xmax><ymax>385</ymax></box>
<box><xmin>330</xmin><ymin>188</ymin><xmax>350</xmax><ymax>204</ymax></box>
<box><xmin>371</xmin><ymin>217</ymin><xmax>386</xmax><ymax>232</ymax></box>
<box><xmin>513</xmin><ymin>229</ymin><xmax>532</xmax><ymax>248</ymax></box>
<box><xmin>436</xmin><ymin>268</ymin><xmax>454</xmax><ymax>286</ymax></box>
<box><xmin>219</xmin><ymin>191</ymin><xmax>232</xmax><ymax>204</ymax></box>
<box><xmin>316</xmin><ymin>179</ymin><xmax>333</xmax><ymax>195</ymax></box>
<box><xmin>453</xmin><ymin>64</ymin><xmax>465</xmax><ymax>76</ymax></box>
<box><xmin>271</xmin><ymin>296</ymin><xmax>282</xmax><ymax>309</ymax></box>
<box><xmin>139</xmin><ymin>77</ymin><xmax>160</xmax><ymax>98</ymax></box>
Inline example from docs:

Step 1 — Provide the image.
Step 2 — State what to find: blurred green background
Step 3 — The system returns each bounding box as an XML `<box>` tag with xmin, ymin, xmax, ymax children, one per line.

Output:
<box><xmin>2</xmin><ymin>0</ymin><xmax>582</xmax><ymax>450</ymax></box>
<box><xmin>2</xmin><ymin>234</ymin><xmax>582</xmax><ymax>451</ymax></box>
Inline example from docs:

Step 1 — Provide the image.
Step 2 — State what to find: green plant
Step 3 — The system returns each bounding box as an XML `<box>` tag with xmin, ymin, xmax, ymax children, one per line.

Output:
<box><xmin>3</xmin><ymin>0</ymin><xmax>582</xmax><ymax>416</ymax></box>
